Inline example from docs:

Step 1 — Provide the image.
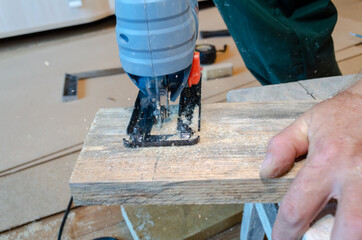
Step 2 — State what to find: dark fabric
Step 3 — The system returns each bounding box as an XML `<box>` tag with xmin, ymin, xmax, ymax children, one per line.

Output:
<box><xmin>213</xmin><ymin>0</ymin><xmax>341</xmax><ymax>85</ymax></box>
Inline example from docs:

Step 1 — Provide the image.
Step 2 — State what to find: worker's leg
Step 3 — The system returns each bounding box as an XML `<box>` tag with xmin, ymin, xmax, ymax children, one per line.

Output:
<box><xmin>213</xmin><ymin>0</ymin><xmax>341</xmax><ymax>85</ymax></box>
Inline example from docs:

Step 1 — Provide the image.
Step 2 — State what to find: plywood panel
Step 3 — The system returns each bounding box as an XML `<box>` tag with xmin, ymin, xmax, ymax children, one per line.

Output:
<box><xmin>338</xmin><ymin>54</ymin><xmax>362</xmax><ymax>75</ymax></box>
<box><xmin>227</xmin><ymin>82</ymin><xmax>313</xmax><ymax>103</ymax></box>
<box><xmin>0</xmin><ymin>152</ymin><xmax>78</xmax><ymax>231</ymax></box>
<box><xmin>333</xmin><ymin>16</ymin><xmax>362</xmax><ymax>51</ymax></box>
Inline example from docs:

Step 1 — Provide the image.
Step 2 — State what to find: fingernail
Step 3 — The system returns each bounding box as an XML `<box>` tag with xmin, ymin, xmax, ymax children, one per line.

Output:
<box><xmin>260</xmin><ymin>152</ymin><xmax>273</xmax><ymax>179</ymax></box>
<box><xmin>261</xmin><ymin>152</ymin><xmax>273</xmax><ymax>169</ymax></box>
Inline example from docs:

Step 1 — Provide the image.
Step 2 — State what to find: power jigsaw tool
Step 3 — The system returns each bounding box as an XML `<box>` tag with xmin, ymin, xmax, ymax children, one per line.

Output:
<box><xmin>115</xmin><ymin>0</ymin><xmax>202</xmax><ymax>148</ymax></box>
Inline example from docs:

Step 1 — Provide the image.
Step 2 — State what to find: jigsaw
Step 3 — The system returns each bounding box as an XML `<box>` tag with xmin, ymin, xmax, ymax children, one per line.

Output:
<box><xmin>115</xmin><ymin>0</ymin><xmax>202</xmax><ymax>148</ymax></box>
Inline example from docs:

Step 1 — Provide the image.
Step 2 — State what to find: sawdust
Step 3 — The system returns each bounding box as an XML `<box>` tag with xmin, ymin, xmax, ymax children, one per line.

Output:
<box><xmin>149</xmin><ymin>106</ymin><xmax>200</xmax><ymax>141</ymax></box>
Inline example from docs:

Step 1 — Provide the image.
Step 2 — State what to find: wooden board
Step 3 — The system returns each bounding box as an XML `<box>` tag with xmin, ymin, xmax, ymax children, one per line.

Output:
<box><xmin>227</xmin><ymin>82</ymin><xmax>313</xmax><ymax>103</ymax></box>
<box><xmin>121</xmin><ymin>205</ymin><xmax>242</xmax><ymax>240</ymax></box>
<box><xmin>0</xmin><ymin>205</ymin><xmax>132</xmax><ymax>240</ymax></box>
<box><xmin>228</xmin><ymin>74</ymin><xmax>361</xmax><ymax>103</ymax></box>
<box><xmin>0</xmin><ymin>204</ymin><xmax>241</xmax><ymax>240</ymax></box>
<box><xmin>298</xmin><ymin>74</ymin><xmax>361</xmax><ymax>100</ymax></box>
<box><xmin>70</xmin><ymin>101</ymin><xmax>318</xmax><ymax>205</ymax></box>
<box><xmin>208</xmin><ymin>224</ymin><xmax>241</xmax><ymax>240</ymax></box>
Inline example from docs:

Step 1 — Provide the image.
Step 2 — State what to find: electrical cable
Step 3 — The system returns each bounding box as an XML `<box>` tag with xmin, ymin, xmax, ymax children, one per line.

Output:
<box><xmin>58</xmin><ymin>196</ymin><xmax>118</xmax><ymax>240</ymax></box>
<box><xmin>58</xmin><ymin>196</ymin><xmax>73</xmax><ymax>240</ymax></box>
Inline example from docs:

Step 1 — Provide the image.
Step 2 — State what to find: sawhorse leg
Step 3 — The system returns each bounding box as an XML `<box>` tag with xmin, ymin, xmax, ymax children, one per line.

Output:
<box><xmin>240</xmin><ymin>203</ymin><xmax>278</xmax><ymax>240</ymax></box>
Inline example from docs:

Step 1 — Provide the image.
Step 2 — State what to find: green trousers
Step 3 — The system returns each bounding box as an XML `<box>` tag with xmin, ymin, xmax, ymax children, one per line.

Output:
<box><xmin>213</xmin><ymin>0</ymin><xmax>341</xmax><ymax>85</ymax></box>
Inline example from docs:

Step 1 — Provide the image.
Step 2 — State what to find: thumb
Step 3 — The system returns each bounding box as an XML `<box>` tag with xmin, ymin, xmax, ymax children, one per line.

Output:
<box><xmin>260</xmin><ymin>113</ymin><xmax>310</xmax><ymax>179</ymax></box>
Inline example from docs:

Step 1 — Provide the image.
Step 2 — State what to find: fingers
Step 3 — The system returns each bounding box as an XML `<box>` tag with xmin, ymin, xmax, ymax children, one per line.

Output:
<box><xmin>260</xmin><ymin>113</ymin><xmax>310</xmax><ymax>179</ymax></box>
<box><xmin>272</xmin><ymin>154</ymin><xmax>334</xmax><ymax>240</ymax></box>
<box><xmin>332</xmin><ymin>174</ymin><xmax>362</xmax><ymax>240</ymax></box>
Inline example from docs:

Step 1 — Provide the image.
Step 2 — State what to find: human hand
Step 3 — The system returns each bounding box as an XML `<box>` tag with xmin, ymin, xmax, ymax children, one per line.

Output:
<box><xmin>260</xmin><ymin>79</ymin><xmax>362</xmax><ymax>239</ymax></box>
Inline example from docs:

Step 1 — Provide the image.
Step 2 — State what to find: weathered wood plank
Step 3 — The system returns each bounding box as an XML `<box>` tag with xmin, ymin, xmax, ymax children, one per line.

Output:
<box><xmin>227</xmin><ymin>82</ymin><xmax>312</xmax><ymax>103</ymax></box>
<box><xmin>70</xmin><ymin>101</ymin><xmax>318</xmax><ymax>205</ymax></box>
<box><xmin>208</xmin><ymin>224</ymin><xmax>241</xmax><ymax>240</ymax></box>
<box><xmin>228</xmin><ymin>74</ymin><xmax>362</xmax><ymax>104</ymax></box>
<box><xmin>0</xmin><ymin>205</ymin><xmax>133</xmax><ymax>240</ymax></box>
<box><xmin>298</xmin><ymin>74</ymin><xmax>361</xmax><ymax>100</ymax></box>
<box><xmin>121</xmin><ymin>205</ymin><xmax>243</xmax><ymax>240</ymax></box>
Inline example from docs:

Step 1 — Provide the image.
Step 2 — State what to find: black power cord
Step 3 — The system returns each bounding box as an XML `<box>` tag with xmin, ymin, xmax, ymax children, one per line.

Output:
<box><xmin>58</xmin><ymin>196</ymin><xmax>73</xmax><ymax>240</ymax></box>
<box><xmin>58</xmin><ymin>196</ymin><xmax>118</xmax><ymax>240</ymax></box>
<box><xmin>93</xmin><ymin>238</ymin><xmax>120</xmax><ymax>240</ymax></box>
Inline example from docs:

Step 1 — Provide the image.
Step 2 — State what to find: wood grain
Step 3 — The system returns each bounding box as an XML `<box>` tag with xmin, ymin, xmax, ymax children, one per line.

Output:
<box><xmin>227</xmin><ymin>82</ymin><xmax>313</xmax><ymax>103</ymax></box>
<box><xmin>0</xmin><ymin>205</ymin><xmax>132</xmax><ymax>240</ymax></box>
<box><xmin>298</xmin><ymin>74</ymin><xmax>361</xmax><ymax>100</ymax></box>
<box><xmin>207</xmin><ymin>223</ymin><xmax>241</xmax><ymax>240</ymax></box>
<box><xmin>121</xmin><ymin>205</ymin><xmax>242</xmax><ymax>240</ymax></box>
<box><xmin>70</xmin><ymin>101</ymin><xmax>319</xmax><ymax>205</ymax></box>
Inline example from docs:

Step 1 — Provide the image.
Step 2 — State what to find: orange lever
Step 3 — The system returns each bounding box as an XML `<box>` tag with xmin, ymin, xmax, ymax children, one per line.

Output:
<box><xmin>187</xmin><ymin>52</ymin><xmax>201</xmax><ymax>87</ymax></box>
